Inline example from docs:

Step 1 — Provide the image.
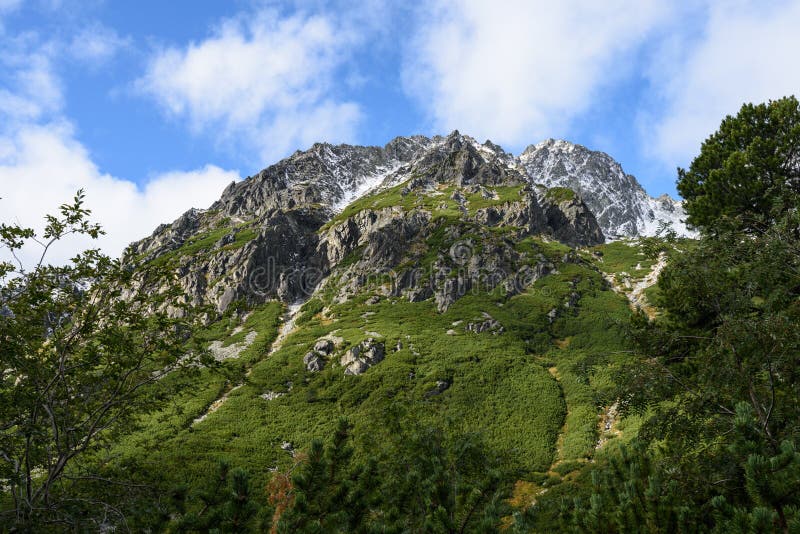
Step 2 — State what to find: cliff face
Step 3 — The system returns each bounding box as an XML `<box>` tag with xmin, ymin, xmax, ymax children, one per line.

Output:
<box><xmin>126</xmin><ymin>132</ymin><xmax>686</xmax><ymax>314</ymax></box>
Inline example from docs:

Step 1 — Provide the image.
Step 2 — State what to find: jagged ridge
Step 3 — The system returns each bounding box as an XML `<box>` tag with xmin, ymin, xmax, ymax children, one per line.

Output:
<box><xmin>124</xmin><ymin>131</ymin><xmax>688</xmax><ymax>314</ymax></box>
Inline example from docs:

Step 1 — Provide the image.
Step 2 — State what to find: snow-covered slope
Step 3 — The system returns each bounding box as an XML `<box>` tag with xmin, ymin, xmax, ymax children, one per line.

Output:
<box><xmin>519</xmin><ymin>139</ymin><xmax>692</xmax><ymax>238</ymax></box>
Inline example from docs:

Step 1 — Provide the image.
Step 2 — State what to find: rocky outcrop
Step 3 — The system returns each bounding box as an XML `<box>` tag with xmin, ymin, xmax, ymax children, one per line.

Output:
<box><xmin>211</xmin><ymin>136</ymin><xmax>433</xmax><ymax>218</ymax></box>
<box><xmin>126</xmin><ymin>206</ymin><xmax>329</xmax><ymax>311</ymax></box>
<box><xmin>424</xmin><ymin>379</ymin><xmax>451</xmax><ymax>397</ymax></box>
<box><xmin>539</xmin><ymin>193</ymin><xmax>606</xmax><ymax>247</ymax></box>
<box><xmin>303</xmin><ymin>351</ymin><xmax>326</xmax><ymax>372</ymax></box>
<box><xmin>318</xmin><ymin>207</ymin><xmax>431</xmax><ymax>268</ymax></box>
<box><xmin>313</xmin><ymin>338</ymin><xmax>334</xmax><ymax>355</ymax></box>
<box><xmin>465</xmin><ymin>313</ymin><xmax>504</xmax><ymax>334</ymax></box>
<box><xmin>303</xmin><ymin>335</ymin><xmax>341</xmax><ymax>372</ymax></box>
<box><xmin>406</xmin><ymin>130</ymin><xmax>523</xmax><ymax>187</ymax></box>
<box><xmin>124</xmin><ymin>131</ymin><xmax>618</xmax><ymax>316</ymax></box>
<box><xmin>340</xmin><ymin>339</ymin><xmax>385</xmax><ymax>375</ymax></box>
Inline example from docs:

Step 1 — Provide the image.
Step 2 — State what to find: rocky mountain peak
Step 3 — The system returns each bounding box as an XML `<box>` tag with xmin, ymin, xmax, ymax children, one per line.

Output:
<box><xmin>126</xmin><ymin>131</ymin><xmax>610</xmax><ymax>314</ymax></box>
<box><xmin>209</xmin><ymin>135</ymin><xmax>435</xmax><ymax>219</ymax></box>
<box><xmin>402</xmin><ymin>130</ymin><xmax>524</xmax><ymax>189</ymax></box>
<box><xmin>519</xmin><ymin>139</ymin><xmax>692</xmax><ymax>238</ymax></box>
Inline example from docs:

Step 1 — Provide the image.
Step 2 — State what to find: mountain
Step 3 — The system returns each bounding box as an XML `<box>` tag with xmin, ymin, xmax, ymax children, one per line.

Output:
<box><xmin>105</xmin><ymin>131</ymin><xmax>687</xmax><ymax>530</ymax></box>
<box><xmin>125</xmin><ymin>131</ymin><xmax>606</xmax><ymax>313</ymax></box>
<box><xmin>519</xmin><ymin>139</ymin><xmax>691</xmax><ymax>238</ymax></box>
<box><xmin>13</xmin><ymin>100</ymin><xmax>794</xmax><ymax>533</ymax></box>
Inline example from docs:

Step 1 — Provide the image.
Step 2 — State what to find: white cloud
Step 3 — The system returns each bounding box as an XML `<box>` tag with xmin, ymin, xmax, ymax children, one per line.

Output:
<box><xmin>69</xmin><ymin>24</ymin><xmax>130</xmax><ymax>64</ymax></box>
<box><xmin>647</xmin><ymin>0</ymin><xmax>800</xmax><ymax>167</ymax></box>
<box><xmin>0</xmin><ymin>43</ymin><xmax>62</xmax><ymax>122</ymax></box>
<box><xmin>0</xmin><ymin>32</ymin><xmax>240</xmax><ymax>268</ymax></box>
<box><xmin>138</xmin><ymin>9</ymin><xmax>362</xmax><ymax>163</ymax></box>
<box><xmin>0</xmin><ymin>123</ymin><xmax>240</xmax><ymax>266</ymax></box>
<box><xmin>403</xmin><ymin>0</ymin><xmax>676</xmax><ymax>148</ymax></box>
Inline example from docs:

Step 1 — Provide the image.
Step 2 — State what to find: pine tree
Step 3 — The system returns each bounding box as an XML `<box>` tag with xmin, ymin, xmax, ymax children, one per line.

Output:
<box><xmin>677</xmin><ymin>96</ymin><xmax>800</xmax><ymax>235</ymax></box>
<box><xmin>615</xmin><ymin>96</ymin><xmax>800</xmax><ymax>531</ymax></box>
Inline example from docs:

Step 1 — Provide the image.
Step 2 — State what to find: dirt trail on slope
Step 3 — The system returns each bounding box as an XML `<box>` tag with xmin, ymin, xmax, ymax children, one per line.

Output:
<box><xmin>602</xmin><ymin>252</ymin><xmax>667</xmax><ymax>320</ymax></box>
<box><xmin>192</xmin><ymin>302</ymin><xmax>302</xmax><ymax>426</ymax></box>
<box><xmin>595</xmin><ymin>401</ymin><xmax>621</xmax><ymax>450</ymax></box>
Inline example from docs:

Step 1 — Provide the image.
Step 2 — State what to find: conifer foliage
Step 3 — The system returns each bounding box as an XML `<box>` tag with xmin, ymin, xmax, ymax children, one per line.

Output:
<box><xmin>565</xmin><ymin>97</ymin><xmax>800</xmax><ymax>532</ymax></box>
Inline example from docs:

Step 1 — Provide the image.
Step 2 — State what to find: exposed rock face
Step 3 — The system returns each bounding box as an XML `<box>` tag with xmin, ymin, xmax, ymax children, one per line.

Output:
<box><xmin>340</xmin><ymin>339</ymin><xmax>385</xmax><ymax>375</ymax></box>
<box><xmin>212</xmin><ymin>136</ymin><xmax>434</xmax><ymax>217</ymax></box>
<box><xmin>303</xmin><ymin>336</ymin><xmax>342</xmax><ymax>372</ymax></box>
<box><xmin>465</xmin><ymin>313</ymin><xmax>504</xmax><ymax>334</ymax></box>
<box><xmin>520</xmin><ymin>139</ymin><xmax>693</xmax><ymax>238</ymax></box>
<box><xmin>305</xmin><ymin>133</ymin><xmax>598</xmax><ymax>312</ymax></box>
<box><xmin>303</xmin><ymin>351</ymin><xmax>326</xmax><ymax>372</ymax></box>
<box><xmin>405</xmin><ymin>130</ymin><xmax>522</xmax><ymax>187</ymax></box>
<box><xmin>313</xmin><ymin>339</ymin><xmax>334</xmax><ymax>355</ymax></box>
<box><xmin>126</xmin><ymin>206</ymin><xmax>329</xmax><ymax>310</ymax></box>
<box><xmin>539</xmin><ymin>192</ymin><xmax>606</xmax><ymax>246</ymax></box>
<box><xmin>123</xmin><ymin>131</ymin><xmax>667</xmax><ymax>317</ymax></box>
<box><xmin>318</xmin><ymin>207</ymin><xmax>432</xmax><ymax>268</ymax></box>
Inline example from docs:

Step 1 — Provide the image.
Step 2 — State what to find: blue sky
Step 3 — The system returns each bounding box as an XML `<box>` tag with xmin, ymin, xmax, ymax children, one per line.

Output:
<box><xmin>2</xmin><ymin>0</ymin><xmax>799</xmax><ymax>260</ymax></box>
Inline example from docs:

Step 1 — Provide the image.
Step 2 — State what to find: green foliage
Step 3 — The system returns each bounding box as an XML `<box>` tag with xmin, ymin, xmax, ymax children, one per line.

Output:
<box><xmin>677</xmin><ymin>95</ymin><xmax>800</xmax><ymax>234</ymax></box>
<box><xmin>0</xmin><ymin>172</ymin><xmax>658</xmax><ymax>529</ymax></box>
<box><xmin>709</xmin><ymin>403</ymin><xmax>800</xmax><ymax>534</ymax></box>
<box><xmin>295</xmin><ymin>298</ymin><xmax>324</xmax><ymax>326</ymax></box>
<box><xmin>271</xmin><ymin>418</ymin><xmax>378</xmax><ymax>533</ymax></box>
<box><xmin>588</xmin><ymin>240</ymin><xmax>654</xmax><ymax>276</ymax></box>
<box><xmin>148</xmin><ymin>222</ymin><xmax>257</xmax><ymax>267</ymax></box>
<box><xmin>169</xmin><ymin>460</ymin><xmax>258</xmax><ymax>532</ymax></box>
<box><xmin>554</xmin><ymin>367</ymin><xmax>600</xmax><ymax>461</ymax></box>
<box><xmin>544</xmin><ymin>186</ymin><xmax>577</xmax><ymax>203</ymax></box>
<box><xmin>325</xmin><ymin>182</ymin><xmax>412</xmax><ymax>229</ymax></box>
<box><xmin>223</xmin><ymin>302</ymin><xmax>283</xmax><ymax>351</ymax></box>
<box><xmin>106</xmin><ymin>299</ymin><xmax>283</xmax><ymax>479</ymax></box>
<box><xmin>225</xmin><ymin>227</ymin><xmax>258</xmax><ymax>249</ymax></box>
<box><xmin>271</xmin><ymin>413</ymin><xmax>510</xmax><ymax>533</ymax></box>
<box><xmin>324</xmin><ymin>181</ymin><xmax>525</xmax><ymax>230</ymax></box>
<box><xmin>638</xmin><ymin>220</ymin><xmax>678</xmax><ymax>260</ymax></box>
<box><xmin>0</xmin><ymin>191</ymin><xmax>208</xmax><ymax>529</ymax></box>
<box><xmin>464</xmin><ymin>185</ymin><xmax>525</xmax><ymax>213</ymax></box>
<box><xmin>11</xmin><ymin>97</ymin><xmax>799</xmax><ymax>532</ymax></box>
<box><xmin>605</xmin><ymin>97</ymin><xmax>800</xmax><ymax>532</ymax></box>
<box><xmin>93</xmin><ymin>217</ymin><xmax>644</xmax><ymax>530</ymax></box>
<box><xmin>180</xmin><ymin>226</ymin><xmax>231</xmax><ymax>255</ymax></box>
<box><xmin>569</xmin><ymin>443</ymin><xmax>698</xmax><ymax>533</ymax></box>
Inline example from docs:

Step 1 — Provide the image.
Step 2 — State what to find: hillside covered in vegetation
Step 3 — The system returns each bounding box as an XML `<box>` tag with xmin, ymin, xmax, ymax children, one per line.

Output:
<box><xmin>2</xmin><ymin>97</ymin><xmax>799</xmax><ymax>532</ymax></box>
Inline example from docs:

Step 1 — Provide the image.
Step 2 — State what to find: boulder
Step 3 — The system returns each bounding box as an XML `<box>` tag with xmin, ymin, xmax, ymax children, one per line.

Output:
<box><xmin>340</xmin><ymin>338</ymin><xmax>386</xmax><ymax>376</ymax></box>
<box><xmin>303</xmin><ymin>351</ymin><xmax>325</xmax><ymax>372</ymax></box>
<box><xmin>465</xmin><ymin>313</ymin><xmax>504</xmax><ymax>334</ymax></box>
<box><xmin>425</xmin><ymin>379</ymin><xmax>451</xmax><ymax>397</ymax></box>
<box><xmin>313</xmin><ymin>338</ymin><xmax>334</xmax><ymax>355</ymax></box>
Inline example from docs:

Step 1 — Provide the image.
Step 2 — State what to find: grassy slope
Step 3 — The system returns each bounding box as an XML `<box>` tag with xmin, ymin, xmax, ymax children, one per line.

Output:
<box><xmin>110</xmin><ymin>179</ymin><xmax>660</xmax><ymax>520</ymax></box>
<box><xmin>113</xmin><ymin>249</ymin><xmax>641</xmax><ymax>506</ymax></box>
